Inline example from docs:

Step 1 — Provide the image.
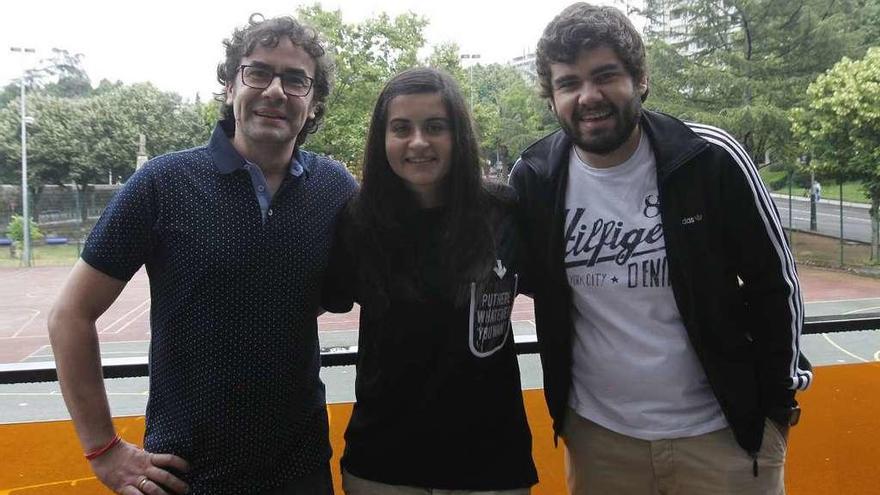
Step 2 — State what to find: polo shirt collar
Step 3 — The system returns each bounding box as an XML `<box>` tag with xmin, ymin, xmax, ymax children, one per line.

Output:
<box><xmin>208</xmin><ymin>121</ymin><xmax>310</xmax><ymax>177</ymax></box>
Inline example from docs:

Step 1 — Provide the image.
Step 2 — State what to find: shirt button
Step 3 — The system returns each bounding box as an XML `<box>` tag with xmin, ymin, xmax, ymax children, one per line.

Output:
<box><xmin>258</xmin><ymin>185</ymin><xmax>265</xmax><ymax>192</ymax></box>
<box><xmin>268</xmin><ymin>209</ymin><xmax>273</xmax><ymax>216</ymax></box>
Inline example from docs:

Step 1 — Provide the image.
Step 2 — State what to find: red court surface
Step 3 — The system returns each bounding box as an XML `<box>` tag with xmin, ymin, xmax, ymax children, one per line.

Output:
<box><xmin>1</xmin><ymin>264</ymin><xmax>878</xmax><ymax>364</ymax></box>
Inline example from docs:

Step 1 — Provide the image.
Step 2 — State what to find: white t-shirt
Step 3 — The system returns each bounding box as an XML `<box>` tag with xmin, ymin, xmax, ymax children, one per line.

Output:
<box><xmin>564</xmin><ymin>133</ymin><xmax>727</xmax><ymax>440</ymax></box>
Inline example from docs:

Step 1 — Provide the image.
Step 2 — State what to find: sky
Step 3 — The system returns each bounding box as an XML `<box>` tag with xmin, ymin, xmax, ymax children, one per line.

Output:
<box><xmin>0</xmin><ymin>0</ymin><xmax>641</xmax><ymax>101</ymax></box>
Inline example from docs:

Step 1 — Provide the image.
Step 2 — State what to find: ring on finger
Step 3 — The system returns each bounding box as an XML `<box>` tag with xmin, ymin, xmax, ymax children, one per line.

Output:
<box><xmin>137</xmin><ymin>477</ymin><xmax>149</xmax><ymax>491</ymax></box>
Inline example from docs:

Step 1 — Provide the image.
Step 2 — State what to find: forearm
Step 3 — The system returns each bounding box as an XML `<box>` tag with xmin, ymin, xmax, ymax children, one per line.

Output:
<box><xmin>49</xmin><ymin>304</ymin><xmax>190</xmax><ymax>494</ymax></box>
<box><xmin>48</xmin><ymin>306</ymin><xmax>116</xmax><ymax>452</ymax></box>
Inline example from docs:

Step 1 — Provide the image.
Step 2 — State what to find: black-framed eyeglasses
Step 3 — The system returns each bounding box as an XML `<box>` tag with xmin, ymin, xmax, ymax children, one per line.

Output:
<box><xmin>238</xmin><ymin>64</ymin><xmax>314</xmax><ymax>97</ymax></box>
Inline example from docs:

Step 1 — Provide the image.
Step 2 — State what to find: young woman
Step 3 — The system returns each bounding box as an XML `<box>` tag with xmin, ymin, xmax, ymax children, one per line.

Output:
<box><xmin>322</xmin><ymin>67</ymin><xmax>537</xmax><ymax>494</ymax></box>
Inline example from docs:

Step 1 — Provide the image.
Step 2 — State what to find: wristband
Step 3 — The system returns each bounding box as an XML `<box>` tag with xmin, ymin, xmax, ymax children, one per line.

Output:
<box><xmin>84</xmin><ymin>434</ymin><xmax>121</xmax><ymax>460</ymax></box>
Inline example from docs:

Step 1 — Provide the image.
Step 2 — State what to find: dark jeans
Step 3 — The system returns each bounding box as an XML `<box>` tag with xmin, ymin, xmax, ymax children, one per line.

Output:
<box><xmin>262</xmin><ymin>465</ymin><xmax>334</xmax><ymax>495</ymax></box>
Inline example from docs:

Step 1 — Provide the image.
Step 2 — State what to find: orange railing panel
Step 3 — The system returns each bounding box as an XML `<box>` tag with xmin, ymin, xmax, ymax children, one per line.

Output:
<box><xmin>786</xmin><ymin>362</ymin><xmax>880</xmax><ymax>494</ymax></box>
<box><xmin>1</xmin><ymin>363</ymin><xmax>879</xmax><ymax>494</ymax></box>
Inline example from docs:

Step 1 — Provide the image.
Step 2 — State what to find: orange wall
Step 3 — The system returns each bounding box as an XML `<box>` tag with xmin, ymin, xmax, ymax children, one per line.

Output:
<box><xmin>1</xmin><ymin>363</ymin><xmax>878</xmax><ymax>494</ymax></box>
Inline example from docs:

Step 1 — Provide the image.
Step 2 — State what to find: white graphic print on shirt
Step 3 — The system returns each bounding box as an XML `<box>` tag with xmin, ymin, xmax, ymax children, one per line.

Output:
<box><xmin>564</xmin><ymin>194</ymin><xmax>668</xmax><ymax>288</ymax></box>
<box><xmin>565</xmin><ymin>133</ymin><xmax>726</xmax><ymax>440</ymax></box>
<box><xmin>468</xmin><ymin>265</ymin><xmax>518</xmax><ymax>358</ymax></box>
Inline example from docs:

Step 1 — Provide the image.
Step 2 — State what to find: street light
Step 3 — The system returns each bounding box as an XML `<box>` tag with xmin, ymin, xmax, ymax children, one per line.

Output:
<box><xmin>10</xmin><ymin>46</ymin><xmax>35</xmax><ymax>267</ymax></box>
<box><xmin>460</xmin><ymin>53</ymin><xmax>481</xmax><ymax>110</ymax></box>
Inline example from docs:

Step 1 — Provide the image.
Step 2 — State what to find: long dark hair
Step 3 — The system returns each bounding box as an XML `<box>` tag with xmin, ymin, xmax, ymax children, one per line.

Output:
<box><xmin>349</xmin><ymin>67</ymin><xmax>498</xmax><ymax>307</ymax></box>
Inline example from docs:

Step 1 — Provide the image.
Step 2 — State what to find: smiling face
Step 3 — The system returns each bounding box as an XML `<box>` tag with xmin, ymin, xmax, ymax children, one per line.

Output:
<box><xmin>549</xmin><ymin>45</ymin><xmax>647</xmax><ymax>167</ymax></box>
<box><xmin>225</xmin><ymin>37</ymin><xmax>317</xmax><ymax>158</ymax></box>
<box><xmin>384</xmin><ymin>92</ymin><xmax>453</xmax><ymax>207</ymax></box>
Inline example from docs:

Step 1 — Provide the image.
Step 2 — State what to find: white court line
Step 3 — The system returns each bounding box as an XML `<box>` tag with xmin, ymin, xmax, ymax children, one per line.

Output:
<box><xmin>842</xmin><ymin>306</ymin><xmax>880</xmax><ymax>315</ymax></box>
<box><xmin>820</xmin><ymin>334</ymin><xmax>870</xmax><ymax>363</ymax></box>
<box><xmin>23</xmin><ymin>345</ymin><xmax>50</xmax><ymax>361</ymax></box>
<box><xmin>102</xmin><ymin>306</ymin><xmax>151</xmax><ymax>335</ymax></box>
<box><xmin>11</xmin><ymin>309</ymin><xmax>41</xmax><ymax>338</ymax></box>
<box><xmin>818</xmin><ymin>305</ymin><xmax>880</xmax><ymax>364</ymax></box>
<box><xmin>99</xmin><ymin>299</ymin><xmax>150</xmax><ymax>334</ymax></box>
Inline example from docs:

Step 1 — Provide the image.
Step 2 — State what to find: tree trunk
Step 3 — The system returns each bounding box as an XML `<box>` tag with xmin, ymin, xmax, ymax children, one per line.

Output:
<box><xmin>75</xmin><ymin>182</ymin><xmax>92</xmax><ymax>224</ymax></box>
<box><xmin>29</xmin><ymin>184</ymin><xmax>43</xmax><ymax>224</ymax></box>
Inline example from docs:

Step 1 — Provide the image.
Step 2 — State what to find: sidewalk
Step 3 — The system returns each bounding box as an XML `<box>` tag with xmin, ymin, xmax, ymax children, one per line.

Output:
<box><xmin>770</xmin><ymin>192</ymin><xmax>871</xmax><ymax>210</ymax></box>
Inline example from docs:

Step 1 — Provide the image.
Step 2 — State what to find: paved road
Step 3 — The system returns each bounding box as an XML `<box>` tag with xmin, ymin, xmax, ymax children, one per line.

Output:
<box><xmin>772</xmin><ymin>193</ymin><xmax>872</xmax><ymax>243</ymax></box>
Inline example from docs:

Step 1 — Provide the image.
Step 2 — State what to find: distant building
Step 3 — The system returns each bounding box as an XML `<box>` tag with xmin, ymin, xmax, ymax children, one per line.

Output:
<box><xmin>509</xmin><ymin>52</ymin><xmax>537</xmax><ymax>82</ymax></box>
<box><xmin>507</xmin><ymin>0</ymin><xmax>645</xmax><ymax>82</ymax></box>
<box><xmin>608</xmin><ymin>0</ymin><xmax>643</xmax><ymax>16</ymax></box>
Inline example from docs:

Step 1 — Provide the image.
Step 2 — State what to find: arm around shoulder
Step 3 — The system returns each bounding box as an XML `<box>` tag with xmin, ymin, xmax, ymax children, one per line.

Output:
<box><xmin>321</xmin><ymin>205</ymin><xmax>357</xmax><ymax>314</ymax></box>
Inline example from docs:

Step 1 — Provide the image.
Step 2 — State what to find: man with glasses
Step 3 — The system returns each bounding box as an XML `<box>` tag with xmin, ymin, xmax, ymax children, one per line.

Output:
<box><xmin>48</xmin><ymin>14</ymin><xmax>356</xmax><ymax>494</ymax></box>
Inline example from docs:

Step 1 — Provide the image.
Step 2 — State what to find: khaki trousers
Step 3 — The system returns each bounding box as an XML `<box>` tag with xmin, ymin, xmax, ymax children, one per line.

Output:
<box><xmin>342</xmin><ymin>469</ymin><xmax>530</xmax><ymax>495</ymax></box>
<box><xmin>562</xmin><ymin>409</ymin><xmax>786</xmax><ymax>495</ymax></box>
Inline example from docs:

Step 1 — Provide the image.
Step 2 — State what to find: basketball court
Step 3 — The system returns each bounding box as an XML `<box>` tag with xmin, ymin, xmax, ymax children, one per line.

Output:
<box><xmin>1</xmin><ymin>264</ymin><xmax>879</xmax><ymax>423</ymax></box>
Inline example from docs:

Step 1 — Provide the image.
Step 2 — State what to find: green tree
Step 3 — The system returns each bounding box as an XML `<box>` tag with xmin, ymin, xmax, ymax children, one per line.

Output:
<box><xmin>0</xmin><ymin>48</ymin><xmax>92</xmax><ymax>108</ymax></box>
<box><xmin>195</xmin><ymin>94</ymin><xmax>222</xmax><ymax>130</ymax></box>
<box><xmin>467</xmin><ymin>64</ymin><xmax>555</xmax><ymax>169</ymax></box>
<box><xmin>297</xmin><ymin>5</ymin><xmax>428</xmax><ymax>175</ymax></box>
<box><xmin>89</xmin><ymin>83</ymin><xmax>209</xmax><ymax>182</ymax></box>
<box><xmin>0</xmin><ymin>49</ymin><xmax>91</xmax><ymax>189</ymax></box>
<box><xmin>791</xmin><ymin>47</ymin><xmax>880</xmax><ymax>260</ymax></box>
<box><xmin>642</xmin><ymin>0</ymin><xmax>874</xmax><ymax>165</ymax></box>
<box><xmin>5</xmin><ymin>214</ymin><xmax>44</xmax><ymax>261</ymax></box>
<box><xmin>38</xmin><ymin>49</ymin><xmax>92</xmax><ymax>99</ymax></box>
<box><xmin>7</xmin><ymin>214</ymin><xmax>44</xmax><ymax>244</ymax></box>
<box><xmin>67</xmin><ymin>84</ymin><xmax>209</xmax><ymax>220</ymax></box>
<box><xmin>427</xmin><ymin>42</ymin><xmax>466</xmax><ymax>83</ymax></box>
<box><xmin>0</xmin><ymin>83</ymin><xmax>210</xmax><ymax>222</ymax></box>
<box><xmin>0</xmin><ymin>95</ymin><xmax>81</xmax><ymax>216</ymax></box>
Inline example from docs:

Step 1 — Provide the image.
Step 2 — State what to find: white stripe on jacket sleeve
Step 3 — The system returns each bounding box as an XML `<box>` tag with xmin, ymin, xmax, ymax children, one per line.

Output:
<box><xmin>687</xmin><ymin>122</ymin><xmax>812</xmax><ymax>391</ymax></box>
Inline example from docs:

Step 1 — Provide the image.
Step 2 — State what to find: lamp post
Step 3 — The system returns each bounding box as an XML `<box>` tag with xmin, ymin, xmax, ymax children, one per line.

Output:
<box><xmin>10</xmin><ymin>46</ymin><xmax>35</xmax><ymax>267</ymax></box>
<box><xmin>459</xmin><ymin>53</ymin><xmax>481</xmax><ymax>109</ymax></box>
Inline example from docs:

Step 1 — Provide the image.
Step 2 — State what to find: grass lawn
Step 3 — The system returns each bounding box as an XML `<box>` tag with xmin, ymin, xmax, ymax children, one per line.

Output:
<box><xmin>758</xmin><ymin>169</ymin><xmax>870</xmax><ymax>204</ymax></box>
<box><xmin>0</xmin><ymin>242</ymin><xmax>82</xmax><ymax>268</ymax></box>
<box><xmin>816</xmin><ymin>182</ymin><xmax>872</xmax><ymax>205</ymax></box>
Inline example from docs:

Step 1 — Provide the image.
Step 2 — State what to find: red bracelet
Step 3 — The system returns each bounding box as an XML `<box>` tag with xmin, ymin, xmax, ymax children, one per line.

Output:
<box><xmin>84</xmin><ymin>434</ymin><xmax>121</xmax><ymax>460</ymax></box>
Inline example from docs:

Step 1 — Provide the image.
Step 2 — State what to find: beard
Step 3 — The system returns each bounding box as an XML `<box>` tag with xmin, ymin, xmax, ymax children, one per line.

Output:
<box><xmin>557</xmin><ymin>91</ymin><xmax>642</xmax><ymax>156</ymax></box>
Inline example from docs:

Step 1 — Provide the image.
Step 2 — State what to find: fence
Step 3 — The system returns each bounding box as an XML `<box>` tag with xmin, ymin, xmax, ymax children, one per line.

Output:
<box><xmin>0</xmin><ymin>184</ymin><xmax>120</xmax><ymax>237</ymax></box>
<box><xmin>0</xmin><ymin>184</ymin><xmax>120</xmax><ymax>266</ymax></box>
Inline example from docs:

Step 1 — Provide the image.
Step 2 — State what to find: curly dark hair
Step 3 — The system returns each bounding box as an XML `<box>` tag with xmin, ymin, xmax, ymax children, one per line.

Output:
<box><xmin>215</xmin><ymin>13</ymin><xmax>335</xmax><ymax>149</ymax></box>
<box><xmin>349</xmin><ymin>67</ymin><xmax>503</xmax><ymax>307</ymax></box>
<box><xmin>536</xmin><ymin>2</ymin><xmax>648</xmax><ymax>101</ymax></box>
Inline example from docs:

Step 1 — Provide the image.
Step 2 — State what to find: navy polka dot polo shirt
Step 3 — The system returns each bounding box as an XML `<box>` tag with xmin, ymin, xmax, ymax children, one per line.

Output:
<box><xmin>83</xmin><ymin>122</ymin><xmax>357</xmax><ymax>493</ymax></box>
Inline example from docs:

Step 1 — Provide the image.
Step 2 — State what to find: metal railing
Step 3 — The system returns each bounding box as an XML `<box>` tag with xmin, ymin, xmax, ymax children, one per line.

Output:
<box><xmin>1</xmin><ymin>315</ymin><xmax>878</xmax><ymax>385</ymax></box>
